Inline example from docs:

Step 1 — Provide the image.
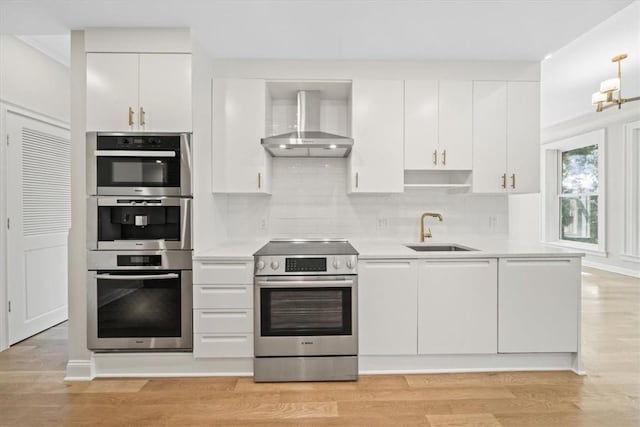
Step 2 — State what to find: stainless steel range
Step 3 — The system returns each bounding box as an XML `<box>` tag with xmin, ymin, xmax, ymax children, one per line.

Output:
<box><xmin>253</xmin><ymin>239</ymin><xmax>358</xmax><ymax>382</ymax></box>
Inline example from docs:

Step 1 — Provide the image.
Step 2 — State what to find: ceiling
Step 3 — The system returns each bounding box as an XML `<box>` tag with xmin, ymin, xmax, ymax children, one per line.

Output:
<box><xmin>0</xmin><ymin>0</ymin><xmax>634</xmax><ymax>63</ymax></box>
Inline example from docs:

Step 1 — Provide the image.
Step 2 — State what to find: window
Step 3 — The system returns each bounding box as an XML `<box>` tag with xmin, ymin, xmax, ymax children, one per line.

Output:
<box><xmin>559</xmin><ymin>145</ymin><xmax>599</xmax><ymax>244</ymax></box>
<box><xmin>543</xmin><ymin>129</ymin><xmax>605</xmax><ymax>254</ymax></box>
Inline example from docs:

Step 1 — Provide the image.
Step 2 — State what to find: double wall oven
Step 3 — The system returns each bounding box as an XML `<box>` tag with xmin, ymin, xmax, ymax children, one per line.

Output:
<box><xmin>86</xmin><ymin>132</ymin><xmax>193</xmax><ymax>352</ymax></box>
<box><xmin>254</xmin><ymin>239</ymin><xmax>358</xmax><ymax>382</ymax></box>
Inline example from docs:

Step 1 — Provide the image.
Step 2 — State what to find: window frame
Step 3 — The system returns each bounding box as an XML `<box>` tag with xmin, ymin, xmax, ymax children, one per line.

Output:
<box><xmin>623</xmin><ymin>120</ymin><xmax>640</xmax><ymax>261</ymax></box>
<box><xmin>543</xmin><ymin>129</ymin><xmax>606</xmax><ymax>255</ymax></box>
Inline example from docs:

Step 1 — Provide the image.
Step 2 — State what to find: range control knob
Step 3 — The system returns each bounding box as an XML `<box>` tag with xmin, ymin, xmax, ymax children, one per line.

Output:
<box><xmin>333</xmin><ymin>259</ymin><xmax>342</xmax><ymax>269</ymax></box>
<box><xmin>270</xmin><ymin>261</ymin><xmax>280</xmax><ymax>270</ymax></box>
<box><xmin>256</xmin><ymin>261</ymin><xmax>265</xmax><ymax>271</ymax></box>
<box><xmin>346</xmin><ymin>259</ymin><xmax>355</xmax><ymax>269</ymax></box>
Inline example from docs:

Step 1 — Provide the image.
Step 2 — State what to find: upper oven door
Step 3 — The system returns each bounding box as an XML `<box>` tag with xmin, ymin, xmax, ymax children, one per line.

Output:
<box><xmin>87</xmin><ymin>133</ymin><xmax>192</xmax><ymax>196</ymax></box>
<box><xmin>87</xmin><ymin>197</ymin><xmax>192</xmax><ymax>251</ymax></box>
<box><xmin>254</xmin><ymin>275</ymin><xmax>358</xmax><ymax>357</ymax></box>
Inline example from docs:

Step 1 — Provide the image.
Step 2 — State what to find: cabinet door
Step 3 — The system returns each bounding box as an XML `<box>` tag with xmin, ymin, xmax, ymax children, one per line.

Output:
<box><xmin>438</xmin><ymin>81</ymin><xmax>472</xmax><ymax>170</ymax></box>
<box><xmin>86</xmin><ymin>53</ymin><xmax>139</xmax><ymax>131</ymax></box>
<box><xmin>212</xmin><ymin>79</ymin><xmax>271</xmax><ymax>193</ymax></box>
<box><xmin>358</xmin><ymin>260</ymin><xmax>417</xmax><ymax>355</ymax></box>
<box><xmin>498</xmin><ymin>258</ymin><xmax>580</xmax><ymax>353</ymax></box>
<box><xmin>139</xmin><ymin>54</ymin><xmax>192</xmax><ymax>132</ymax></box>
<box><xmin>418</xmin><ymin>259</ymin><xmax>497</xmax><ymax>354</ymax></box>
<box><xmin>472</xmin><ymin>81</ymin><xmax>508</xmax><ymax>193</ymax></box>
<box><xmin>349</xmin><ymin>80</ymin><xmax>404</xmax><ymax>193</ymax></box>
<box><xmin>404</xmin><ymin>80</ymin><xmax>439</xmax><ymax>170</ymax></box>
<box><xmin>507</xmin><ymin>82</ymin><xmax>540</xmax><ymax>194</ymax></box>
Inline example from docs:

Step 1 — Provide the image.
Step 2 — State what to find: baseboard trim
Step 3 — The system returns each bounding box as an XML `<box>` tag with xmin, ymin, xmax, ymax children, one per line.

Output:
<box><xmin>583</xmin><ymin>259</ymin><xmax>640</xmax><ymax>278</ymax></box>
<box><xmin>64</xmin><ymin>359</ymin><xmax>95</xmax><ymax>381</ymax></box>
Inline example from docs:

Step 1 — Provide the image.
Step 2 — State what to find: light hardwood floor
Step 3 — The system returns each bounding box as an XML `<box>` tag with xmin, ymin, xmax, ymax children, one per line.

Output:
<box><xmin>1</xmin><ymin>267</ymin><xmax>638</xmax><ymax>426</ymax></box>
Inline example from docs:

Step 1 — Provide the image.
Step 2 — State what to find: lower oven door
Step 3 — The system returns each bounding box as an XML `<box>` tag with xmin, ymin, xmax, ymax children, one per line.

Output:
<box><xmin>87</xmin><ymin>270</ymin><xmax>193</xmax><ymax>351</ymax></box>
<box><xmin>254</xmin><ymin>275</ymin><xmax>357</xmax><ymax>357</ymax></box>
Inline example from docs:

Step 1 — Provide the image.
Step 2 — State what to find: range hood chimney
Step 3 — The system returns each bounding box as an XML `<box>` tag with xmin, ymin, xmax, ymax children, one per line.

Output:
<box><xmin>261</xmin><ymin>90</ymin><xmax>353</xmax><ymax>157</ymax></box>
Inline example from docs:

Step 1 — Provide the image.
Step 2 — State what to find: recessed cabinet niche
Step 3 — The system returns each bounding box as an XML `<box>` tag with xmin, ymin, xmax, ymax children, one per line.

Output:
<box><xmin>86</xmin><ymin>53</ymin><xmax>192</xmax><ymax>132</ymax></box>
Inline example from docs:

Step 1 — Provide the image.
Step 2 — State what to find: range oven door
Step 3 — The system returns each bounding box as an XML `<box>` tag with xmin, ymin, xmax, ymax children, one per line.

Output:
<box><xmin>87</xmin><ymin>269</ymin><xmax>193</xmax><ymax>351</ymax></box>
<box><xmin>87</xmin><ymin>132</ymin><xmax>191</xmax><ymax>197</ymax></box>
<box><xmin>254</xmin><ymin>275</ymin><xmax>357</xmax><ymax>357</ymax></box>
<box><xmin>87</xmin><ymin>197</ymin><xmax>191</xmax><ymax>250</ymax></box>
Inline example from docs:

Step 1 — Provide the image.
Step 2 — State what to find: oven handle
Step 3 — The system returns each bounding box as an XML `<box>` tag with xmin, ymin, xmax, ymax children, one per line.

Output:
<box><xmin>255</xmin><ymin>279</ymin><xmax>354</xmax><ymax>288</ymax></box>
<box><xmin>95</xmin><ymin>273</ymin><xmax>180</xmax><ymax>280</ymax></box>
<box><xmin>94</xmin><ymin>150</ymin><xmax>177</xmax><ymax>158</ymax></box>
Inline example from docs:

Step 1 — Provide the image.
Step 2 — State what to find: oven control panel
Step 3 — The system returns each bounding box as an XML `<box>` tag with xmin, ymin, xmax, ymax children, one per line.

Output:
<box><xmin>255</xmin><ymin>255</ymin><xmax>357</xmax><ymax>276</ymax></box>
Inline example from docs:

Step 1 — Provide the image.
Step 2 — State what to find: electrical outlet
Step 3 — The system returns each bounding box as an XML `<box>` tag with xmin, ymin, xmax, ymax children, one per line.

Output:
<box><xmin>377</xmin><ymin>218</ymin><xmax>388</xmax><ymax>229</ymax></box>
<box><xmin>488</xmin><ymin>215</ymin><xmax>497</xmax><ymax>230</ymax></box>
<box><xmin>259</xmin><ymin>219</ymin><xmax>267</xmax><ymax>231</ymax></box>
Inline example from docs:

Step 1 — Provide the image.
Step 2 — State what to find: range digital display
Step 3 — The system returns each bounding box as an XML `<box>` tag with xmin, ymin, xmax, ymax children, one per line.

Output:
<box><xmin>117</xmin><ymin>255</ymin><xmax>162</xmax><ymax>267</ymax></box>
<box><xmin>285</xmin><ymin>257</ymin><xmax>327</xmax><ymax>272</ymax></box>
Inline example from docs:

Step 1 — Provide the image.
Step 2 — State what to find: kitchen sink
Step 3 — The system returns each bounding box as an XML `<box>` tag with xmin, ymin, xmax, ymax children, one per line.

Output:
<box><xmin>405</xmin><ymin>244</ymin><xmax>477</xmax><ymax>252</ymax></box>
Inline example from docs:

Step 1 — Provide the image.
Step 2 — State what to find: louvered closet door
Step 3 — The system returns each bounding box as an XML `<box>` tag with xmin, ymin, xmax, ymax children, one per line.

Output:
<box><xmin>6</xmin><ymin>112</ymin><xmax>70</xmax><ymax>344</ymax></box>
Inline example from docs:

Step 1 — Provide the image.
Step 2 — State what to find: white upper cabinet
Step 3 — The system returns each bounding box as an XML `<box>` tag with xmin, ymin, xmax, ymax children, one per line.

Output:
<box><xmin>87</xmin><ymin>53</ymin><xmax>139</xmax><ymax>132</ymax></box>
<box><xmin>472</xmin><ymin>81</ymin><xmax>540</xmax><ymax>193</ymax></box>
<box><xmin>506</xmin><ymin>81</ymin><xmax>540</xmax><ymax>194</ymax></box>
<box><xmin>138</xmin><ymin>54</ymin><xmax>192</xmax><ymax>132</ymax></box>
<box><xmin>404</xmin><ymin>80</ymin><xmax>439</xmax><ymax>170</ymax></box>
<box><xmin>212</xmin><ymin>78</ymin><xmax>271</xmax><ymax>194</ymax></box>
<box><xmin>87</xmin><ymin>53</ymin><xmax>192</xmax><ymax>132</ymax></box>
<box><xmin>404</xmin><ymin>80</ymin><xmax>472</xmax><ymax>171</ymax></box>
<box><xmin>349</xmin><ymin>79</ymin><xmax>404</xmax><ymax>193</ymax></box>
<box><xmin>438</xmin><ymin>81</ymin><xmax>473</xmax><ymax>170</ymax></box>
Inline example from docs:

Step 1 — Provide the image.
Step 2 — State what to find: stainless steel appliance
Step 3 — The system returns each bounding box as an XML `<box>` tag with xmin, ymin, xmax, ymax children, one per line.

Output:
<box><xmin>261</xmin><ymin>91</ymin><xmax>353</xmax><ymax>157</ymax></box>
<box><xmin>87</xmin><ymin>132</ymin><xmax>192</xmax><ymax>196</ymax></box>
<box><xmin>253</xmin><ymin>239</ymin><xmax>358</xmax><ymax>382</ymax></box>
<box><xmin>87</xmin><ymin>250</ymin><xmax>193</xmax><ymax>351</ymax></box>
<box><xmin>87</xmin><ymin>197</ymin><xmax>192</xmax><ymax>250</ymax></box>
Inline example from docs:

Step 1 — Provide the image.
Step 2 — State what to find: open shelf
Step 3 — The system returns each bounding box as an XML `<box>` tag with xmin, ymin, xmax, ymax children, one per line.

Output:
<box><xmin>404</xmin><ymin>170</ymin><xmax>472</xmax><ymax>189</ymax></box>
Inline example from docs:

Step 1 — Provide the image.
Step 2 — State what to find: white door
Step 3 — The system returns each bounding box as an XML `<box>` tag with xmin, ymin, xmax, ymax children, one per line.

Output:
<box><xmin>349</xmin><ymin>79</ymin><xmax>404</xmax><ymax>193</ymax></box>
<box><xmin>86</xmin><ymin>53</ymin><xmax>139</xmax><ymax>132</ymax></box>
<box><xmin>404</xmin><ymin>80</ymin><xmax>439</xmax><ymax>170</ymax></box>
<box><xmin>418</xmin><ymin>259</ymin><xmax>497</xmax><ymax>354</ymax></box>
<box><xmin>507</xmin><ymin>81</ymin><xmax>540</xmax><ymax>194</ymax></box>
<box><xmin>358</xmin><ymin>260</ymin><xmax>417</xmax><ymax>355</ymax></box>
<box><xmin>139</xmin><ymin>54</ymin><xmax>192</xmax><ymax>132</ymax></box>
<box><xmin>472</xmin><ymin>81</ymin><xmax>508</xmax><ymax>193</ymax></box>
<box><xmin>211</xmin><ymin>78</ymin><xmax>270</xmax><ymax>193</ymax></box>
<box><xmin>6</xmin><ymin>112</ymin><xmax>70</xmax><ymax>344</ymax></box>
<box><xmin>438</xmin><ymin>80</ymin><xmax>473</xmax><ymax>170</ymax></box>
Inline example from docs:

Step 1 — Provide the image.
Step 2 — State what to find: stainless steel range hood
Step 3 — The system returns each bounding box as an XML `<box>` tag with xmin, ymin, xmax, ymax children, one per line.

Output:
<box><xmin>261</xmin><ymin>91</ymin><xmax>353</xmax><ymax>157</ymax></box>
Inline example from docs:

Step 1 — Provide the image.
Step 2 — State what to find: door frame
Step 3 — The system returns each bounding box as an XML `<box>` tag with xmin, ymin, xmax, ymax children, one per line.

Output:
<box><xmin>0</xmin><ymin>103</ymin><xmax>69</xmax><ymax>351</ymax></box>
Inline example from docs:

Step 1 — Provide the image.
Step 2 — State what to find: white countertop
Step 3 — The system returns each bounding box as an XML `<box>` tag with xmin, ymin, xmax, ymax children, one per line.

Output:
<box><xmin>194</xmin><ymin>238</ymin><xmax>584</xmax><ymax>261</ymax></box>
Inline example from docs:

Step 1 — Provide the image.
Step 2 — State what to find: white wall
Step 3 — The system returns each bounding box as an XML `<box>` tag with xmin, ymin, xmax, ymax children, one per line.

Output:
<box><xmin>510</xmin><ymin>1</ymin><xmax>640</xmax><ymax>277</ymax></box>
<box><xmin>0</xmin><ymin>35</ymin><xmax>70</xmax><ymax>351</ymax></box>
<box><xmin>0</xmin><ymin>35</ymin><xmax>70</xmax><ymax>122</ymax></box>
<box><xmin>224</xmin><ymin>158</ymin><xmax>508</xmax><ymax>242</ymax></box>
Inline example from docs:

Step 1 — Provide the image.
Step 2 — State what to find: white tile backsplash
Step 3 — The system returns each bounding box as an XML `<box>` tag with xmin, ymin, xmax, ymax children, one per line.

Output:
<box><xmin>224</xmin><ymin>158</ymin><xmax>508</xmax><ymax>241</ymax></box>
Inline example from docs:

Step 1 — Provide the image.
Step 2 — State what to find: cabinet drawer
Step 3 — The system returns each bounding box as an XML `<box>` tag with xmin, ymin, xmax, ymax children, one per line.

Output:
<box><xmin>193</xmin><ymin>333</ymin><xmax>253</xmax><ymax>358</ymax></box>
<box><xmin>193</xmin><ymin>285</ymin><xmax>253</xmax><ymax>309</ymax></box>
<box><xmin>193</xmin><ymin>260</ymin><xmax>253</xmax><ymax>285</ymax></box>
<box><xmin>193</xmin><ymin>309</ymin><xmax>253</xmax><ymax>333</ymax></box>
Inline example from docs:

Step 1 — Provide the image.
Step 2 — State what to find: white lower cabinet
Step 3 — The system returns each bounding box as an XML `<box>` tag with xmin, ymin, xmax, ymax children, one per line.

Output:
<box><xmin>498</xmin><ymin>258</ymin><xmax>580</xmax><ymax>353</ymax></box>
<box><xmin>418</xmin><ymin>259</ymin><xmax>498</xmax><ymax>354</ymax></box>
<box><xmin>192</xmin><ymin>260</ymin><xmax>254</xmax><ymax>358</ymax></box>
<box><xmin>358</xmin><ymin>260</ymin><xmax>418</xmax><ymax>355</ymax></box>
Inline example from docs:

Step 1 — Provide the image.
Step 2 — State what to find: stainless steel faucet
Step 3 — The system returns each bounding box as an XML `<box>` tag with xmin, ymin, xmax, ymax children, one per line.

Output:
<box><xmin>420</xmin><ymin>212</ymin><xmax>443</xmax><ymax>242</ymax></box>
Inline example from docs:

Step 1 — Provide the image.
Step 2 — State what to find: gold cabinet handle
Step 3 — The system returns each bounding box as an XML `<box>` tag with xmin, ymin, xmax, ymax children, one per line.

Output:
<box><xmin>355</xmin><ymin>172</ymin><xmax>359</xmax><ymax>189</ymax></box>
<box><xmin>501</xmin><ymin>173</ymin><xmax>507</xmax><ymax>189</ymax></box>
<box><xmin>432</xmin><ymin>149</ymin><xmax>438</xmax><ymax>165</ymax></box>
<box><xmin>139</xmin><ymin>106</ymin><xmax>146</xmax><ymax>127</ymax></box>
<box><xmin>258</xmin><ymin>172</ymin><xmax>261</xmax><ymax>189</ymax></box>
<box><xmin>441</xmin><ymin>149</ymin><xmax>447</xmax><ymax>166</ymax></box>
<box><xmin>511</xmin><ymin>173</ymin><xmax>516</xmax><ymax>189</ymax></box>
<box><xmin>128</xmin><ymin>107</ymin><xmax>134</xmax><ymax>127</ymax></box>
